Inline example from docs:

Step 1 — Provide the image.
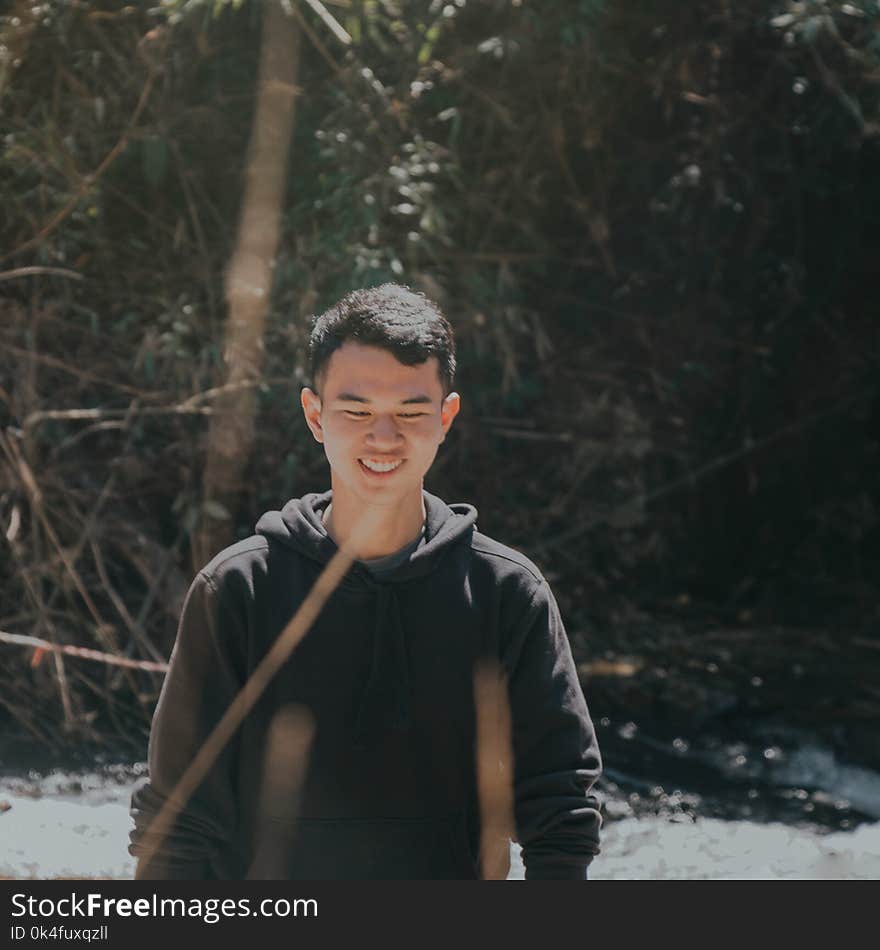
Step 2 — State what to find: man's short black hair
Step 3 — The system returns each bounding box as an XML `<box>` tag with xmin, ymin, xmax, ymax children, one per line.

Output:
<box><xmin>307</xmin><ymin>282</ymin><xmax>456</xmax><ymax>399</ymax></box>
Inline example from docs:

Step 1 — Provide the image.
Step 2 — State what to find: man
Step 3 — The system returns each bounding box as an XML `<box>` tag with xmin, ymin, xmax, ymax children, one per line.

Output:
<box><xmin>129</xmin><ymin>282</ymin><xmax>603</xmax><ymax>879</ymax></box>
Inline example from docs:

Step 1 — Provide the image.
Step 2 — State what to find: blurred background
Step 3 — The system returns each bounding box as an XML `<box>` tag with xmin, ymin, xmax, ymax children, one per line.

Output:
<box><xmin>0</xmin><ymin>0</ymin><xmax>878</xmax><ymax>878</ymax></box>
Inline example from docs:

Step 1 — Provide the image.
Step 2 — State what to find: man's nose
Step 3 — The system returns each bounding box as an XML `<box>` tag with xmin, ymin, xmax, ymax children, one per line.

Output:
<box><xmin>368</xmin><ymin>414</ymin><xmax>403</xmax><ymax>443</ymax></box>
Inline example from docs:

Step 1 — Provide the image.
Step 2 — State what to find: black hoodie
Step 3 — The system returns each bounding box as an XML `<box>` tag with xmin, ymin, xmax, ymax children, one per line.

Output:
<box><xmin>129</xmin><ymin>488</ymin><xmax>603</xmax><ymax>879</ymax></box>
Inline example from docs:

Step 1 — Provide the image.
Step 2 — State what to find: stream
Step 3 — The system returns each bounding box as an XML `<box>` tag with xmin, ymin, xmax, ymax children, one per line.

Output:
<box><xmin>2</xmin><ymin>717</ymin><xmax>879</xmax><ymax>879</ymax></box>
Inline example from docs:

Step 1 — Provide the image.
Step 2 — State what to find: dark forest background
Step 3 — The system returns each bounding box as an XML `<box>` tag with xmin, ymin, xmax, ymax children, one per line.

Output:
<box><xmin>1</xmin><ymin>0</ymin><xmax>878</xmax><ymax>769</ymax></box>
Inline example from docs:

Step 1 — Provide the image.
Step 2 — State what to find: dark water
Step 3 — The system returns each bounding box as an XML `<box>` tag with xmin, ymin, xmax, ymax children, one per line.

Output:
<box><xmin>593</xmin><ymin>716</ymin><xmax>880</xmax><ymax>832</ymax></box>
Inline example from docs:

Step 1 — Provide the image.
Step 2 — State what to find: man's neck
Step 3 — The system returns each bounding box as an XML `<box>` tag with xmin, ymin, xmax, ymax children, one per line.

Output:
<box><xmin>322</xmin><ymin>491</ymin><xmax>426</xmax><ymax>560</ymax></box>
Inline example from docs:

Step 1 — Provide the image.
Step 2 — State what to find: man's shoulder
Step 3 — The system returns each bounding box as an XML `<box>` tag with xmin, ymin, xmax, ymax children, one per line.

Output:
<box><xmin>468</xmin><ymin>528</ymin><xmax>547</xmax><ymax>592</ymax></box>
<box><xmin>198</xmin><ymin>534</ymin><xmax>271</xmax><ymax>589</ymax></box>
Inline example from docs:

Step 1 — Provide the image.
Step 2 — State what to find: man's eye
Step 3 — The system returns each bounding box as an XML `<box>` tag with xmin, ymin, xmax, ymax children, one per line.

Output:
<box><xmin>344</xmin><ymin>411</ymin><xmax>426</xmax><ymax>418</ymax></box>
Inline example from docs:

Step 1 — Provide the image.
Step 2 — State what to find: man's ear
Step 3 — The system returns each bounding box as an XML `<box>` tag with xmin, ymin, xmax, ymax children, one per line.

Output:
<box><xmin>300</xmin><ymin>387</ymin><xmax>324</xmax><ymax>444</ymax></box>
<box><xmin>439</xmin><ymin>392</ymin><xmax>461</xmax><ymax>442</ymax></box>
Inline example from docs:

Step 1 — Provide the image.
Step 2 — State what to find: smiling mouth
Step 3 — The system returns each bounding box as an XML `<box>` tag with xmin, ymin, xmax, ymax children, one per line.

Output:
<box><xmin>357</xmin><ymin>457</ymin><xmax>405</xmax><ymax>476</ymax></box>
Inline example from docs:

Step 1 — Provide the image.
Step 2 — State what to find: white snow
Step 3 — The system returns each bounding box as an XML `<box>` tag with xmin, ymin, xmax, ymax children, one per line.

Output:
<box><xmin>1</xmin><ymin>772</ymin><xmax>878</xmax><ymax>879</ymax></box>
<box><xmin>509</xmin><ymin>817</ymin><xmax>880</xmax><ymax>879</ymax></box>
<box><xmin>0</xmin><ymin>785</ymin><xmax>135</xmax><ymax>880</ymax></box>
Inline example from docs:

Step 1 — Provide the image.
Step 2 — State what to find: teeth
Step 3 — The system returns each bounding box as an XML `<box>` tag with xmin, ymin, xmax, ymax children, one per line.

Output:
<box><xmin>360</xmin><ymin>458</ymin><xmax>403</xmax><ymax>472</ymax></box>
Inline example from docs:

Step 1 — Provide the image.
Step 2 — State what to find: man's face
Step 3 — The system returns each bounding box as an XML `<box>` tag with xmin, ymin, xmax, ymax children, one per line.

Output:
<box><xmin>300</xmin><ymin>341</ymin><xmax>460</xmax><ymax>508</ymax></box>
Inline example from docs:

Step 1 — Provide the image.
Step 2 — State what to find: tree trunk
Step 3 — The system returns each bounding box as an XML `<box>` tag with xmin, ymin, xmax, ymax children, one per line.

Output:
<box><xmin>193</xmin><ymin>0</ymin><xmax>301</xmax><ymax>572</ymax></box>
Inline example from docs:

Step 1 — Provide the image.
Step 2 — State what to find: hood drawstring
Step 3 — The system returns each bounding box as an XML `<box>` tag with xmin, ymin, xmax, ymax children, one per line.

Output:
<box><xmin>352</xmin><ymin>581</ymin><xmax>411</xmax><ymax>752</ymax></box>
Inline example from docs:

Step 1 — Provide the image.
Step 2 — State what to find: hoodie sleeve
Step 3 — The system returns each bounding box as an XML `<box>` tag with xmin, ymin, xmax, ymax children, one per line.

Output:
<box><xmin>129</xmin><ymin>570</ymin><xmax>245</xmax><ymax>879</ymax></box>
<box><xmin>501</xmin><ymin>579</ymin><xmax>603</xmax><ymax>880</ymax></box>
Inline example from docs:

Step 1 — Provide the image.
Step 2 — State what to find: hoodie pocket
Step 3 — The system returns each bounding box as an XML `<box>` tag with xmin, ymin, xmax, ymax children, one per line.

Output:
<box><xmin>252</xmin><ymin>813</ymin><xmax>478</xmax><ymax>880</ymax></box>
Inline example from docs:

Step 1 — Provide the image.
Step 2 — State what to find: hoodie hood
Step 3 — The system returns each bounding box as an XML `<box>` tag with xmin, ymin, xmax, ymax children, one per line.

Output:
<box><xmin>255</xmin><ymin>488</ymin><xmax>478</xmax><ymax>589</ymax></box>
<box><xmin>255</xmin><ymin>489</ymin><xmax>478</xmax><ymax>750</ymax></box>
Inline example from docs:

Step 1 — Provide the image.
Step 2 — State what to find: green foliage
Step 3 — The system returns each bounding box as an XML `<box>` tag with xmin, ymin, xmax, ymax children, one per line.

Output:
<box><xmin>1</xmin><ymin>0</ymin><xmax>878</xmax><ymax>746</ymax></box>
<box><xmin>140</xmin><ymin>137</ymin><xmax>170</xmax><ymax>187</ymax></box>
